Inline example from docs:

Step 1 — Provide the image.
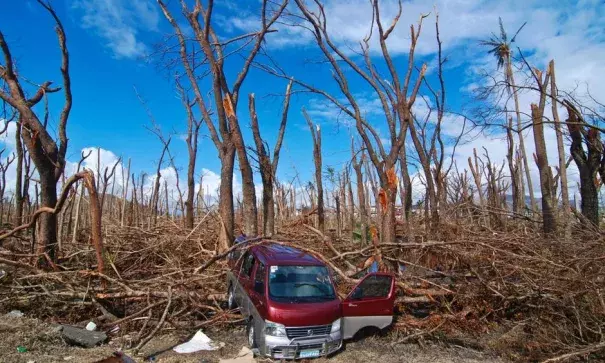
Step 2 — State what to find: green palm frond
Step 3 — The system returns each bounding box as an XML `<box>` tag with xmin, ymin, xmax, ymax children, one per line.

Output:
<box><xmin>510</xmin><ymin>22</ymin><xmax>527</xmax><ymax>43</ymax></box>
<box><xmin>499</xmin><ymin>17</ymin><xmax>507</xmax><ymax>43</ymax></box>
<box><xmin>480</xmin><ymin>17</ymin><xmax>526</xmax><ymax>70</ymax></box>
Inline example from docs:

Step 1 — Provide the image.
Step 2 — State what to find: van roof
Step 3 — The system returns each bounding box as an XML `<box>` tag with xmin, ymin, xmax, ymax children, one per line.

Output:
<box><xmin>251</xmin><ymin>243</ymin><xmax>323</xmax><ymax>266</ymax></box>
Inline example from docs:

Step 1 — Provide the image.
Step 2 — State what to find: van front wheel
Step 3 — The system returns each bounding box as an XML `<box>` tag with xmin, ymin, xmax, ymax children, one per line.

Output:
<box><xmin>246</xmin><ymin>319</ymin><xmax>258</xmax><ymax>349</ymax></box>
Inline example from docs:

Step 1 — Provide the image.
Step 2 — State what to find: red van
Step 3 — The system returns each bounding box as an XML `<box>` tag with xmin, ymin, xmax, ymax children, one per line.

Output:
<box><xmin>226</xmin><ymin>243</ymin><xmax>396</xmax><ymax>359</ymax></box>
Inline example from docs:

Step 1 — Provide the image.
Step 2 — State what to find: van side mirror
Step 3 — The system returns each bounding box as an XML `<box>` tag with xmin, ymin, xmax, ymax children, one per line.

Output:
<box><xmin>254</xmin><ymin>281</ymin><xmax>264</xmax><ymax>294</ymax></box>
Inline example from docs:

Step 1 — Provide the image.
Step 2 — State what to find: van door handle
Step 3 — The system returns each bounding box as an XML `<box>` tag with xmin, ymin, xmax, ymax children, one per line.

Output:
<box><xmin>348</xmin><ymin>303</ymin><xmax>357</xmax><ymax>307</ymax></box>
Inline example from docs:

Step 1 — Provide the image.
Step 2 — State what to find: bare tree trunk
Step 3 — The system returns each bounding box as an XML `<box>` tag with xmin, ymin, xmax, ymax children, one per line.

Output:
<box><xmin>507</xmin><ymin>57</ymin><xmax>536</xmax><ymax>212</ymax></box>
<box><xmin>529</xmin><ymin>67</ymin><xmax>557</xmax><ymax>234</ymax></box>
<box><xmin>121</xmin><ymin>158</ymin><xmax>131</xmax><ymax>226</ymax></box>
<box><xmin>14</xmin><ymin>120</ymin><xmax>23</xmax><ymax>224</ymax></box>
<box><xmin>352</xmin><ymin>143</ymin><xmax>367</xmax><ymax>245</ymax></box>
<box><xmin>37</xmin><ymin>170</ymin><xmax>58</xmax><ymax>262</ymax></box>
<box><xmin>550</xmin><ymin>60</ymin><xmax>570</xmax><ymax>237</ymax></box>
<box><xmin>407</xmin><ymin>118</ymin><xmax>438</xmax><ymax>227</ymax></box>
<box><xmin>468</xmin><ymin>148</ymin><xmax>485</xmax><ymax>207</ymax></box>
<box><xmin>346</xmin><ymin>170</ymin><xmax>355</xmax><ymax>240</ymax></box>
<box><xmin>57</xmin><ymin>188</ymin><xmax>73</xmax><ymax>253</ymax></box>
<box><xmin>506</xmin><ymin>117</ymin><xmax>522</xmax><ymax>214</ymax></box>
<box><xmin>223</xmin><ymin>98</ymin><xmax>258</xmax><ymax>236</ymax></box>
<box><xmin>399</xmin><ymin>143</ymin><xmax>413</xmax><ymax>220</ymax></box>
<box><xmin>157</xmin><ymin>0</ymin><xmax>286</xmax><ymax>248</ymax></box>
<box><xmin>0</xmin><ymin>4</ymin><xmax>72</xmax><ymax>263</ymax></box>
<box><xmin>139</xmin><ymin>174</ymin><xmax>145</xmax><ymax>226</ymax></box>
<box><xmin>80</xmin><ymin>171</ymin><xmax>105</xmax><ymax>275</ymax></box>
<box><xmin>72</xmin><ymin>182</ymin><xmax>84</xmax><ymax>244</ymax></box>
<box><xmin>175</xmin><ymin>83</ymin><xmax>201</xmax><ymax>229</ymax></box>
<box><xmin>109</xmin><ymin>167</ymin><xmax>117</xmax><ymax>218</ymax></box>
<box><xmin>218</xmin><ymin>148</ymin><xmax>236</xmax><ymax>251</ymax></box>
<box><xmin>152</xmin><ymin>142</ymin><xmax>169</xmax><ymax>226</ymax></box>
<box><xmin>304</xmin><ymin>110</ymin><xmax>324</xmax><ymax>233</ymax></box>
<box><xmin>131</xmin><ymin>174</ymin><xmax>138</xmax><ymax>226</ymax></box>
<box><xmin>164</xmin><ymin>180</ymin><xmax>169</xmax><ymax>218</ymax></box>
<box><xmin>250</xmin><ymin>81</ymin><xmax>292</xmax><ymax>236</ymax></box>
<box><xmin>100</xmin><ymin>157</ymin><xmax>120</xmax><ymax>214</ymax></box>
<box><xmin>532</xmin><ymin>105</ymin><xmax>557</xmax><ymax>234</ymax></box>
<box><xmin>335</xmin><ymin>193</ymin><xmax>341</xmax><ymax>238</ymax></box>
<box><xmin>565</xmin><ymin>102</ymin><xmax>603</xmax><ymax>226</ymax></box>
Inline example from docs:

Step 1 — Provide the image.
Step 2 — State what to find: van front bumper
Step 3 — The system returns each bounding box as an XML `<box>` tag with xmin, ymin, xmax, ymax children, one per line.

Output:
<box><xmin>263</xmin><ymin>331</ymin><xmax>343</xmax><ymax>359</ymax></box>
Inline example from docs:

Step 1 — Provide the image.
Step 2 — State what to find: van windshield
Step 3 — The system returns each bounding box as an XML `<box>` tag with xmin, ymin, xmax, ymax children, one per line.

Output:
<box><xmin>268</xmin><ymin>265</ymin><xmax>336</xmax><ymax>303</ymax></box>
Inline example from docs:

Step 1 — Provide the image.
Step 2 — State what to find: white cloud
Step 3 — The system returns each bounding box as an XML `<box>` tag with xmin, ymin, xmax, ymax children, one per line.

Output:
<box><xmin>72</xmin><ymin>0</ymin><xmax>159</xmax><ymax>59</ymax></box>
<box><xmin>0</xmin><ymin>119</ymin><xmax>18</xmax><ymax>197</ymax></box>
<box><xmin>0</xmin><ymin>119</ymin><xmax>17</xmax><ymax>150</ymax></box>
<box><xmin>250</xmin><ymin>0</ymin><xmax>602</xmax><ymax>203</ymax></box>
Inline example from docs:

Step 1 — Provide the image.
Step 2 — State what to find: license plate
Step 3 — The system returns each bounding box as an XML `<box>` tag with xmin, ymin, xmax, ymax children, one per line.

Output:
<box><xmin>299</xmin><ymin>350</ymin><xmax>321</xmax><ymax>358</ymax></box>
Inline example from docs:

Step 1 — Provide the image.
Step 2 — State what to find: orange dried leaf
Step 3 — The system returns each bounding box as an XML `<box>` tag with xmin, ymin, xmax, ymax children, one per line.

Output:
<box><xmin>361</xmin><ymin>256</ymin><xmax>375</xmax><ymax>269</ymax></box>
<box><xmin>386</xmin><ymin>167</ymin><xmax>398</xmax><ymax>189</ymax></box>
<box><xmin>378</xmin><ymin>189</ymin><xmax>387</xmax><ymax>211</ymax></box>
<box><xmin>222</xmin><ymin>95</ymin><xmax>235</xmax><ymax>118</ymax></box>
<box><xmin>369</xmin><ymin>225</ymin><xmax>378</xmax><ymax>240</ymax></box>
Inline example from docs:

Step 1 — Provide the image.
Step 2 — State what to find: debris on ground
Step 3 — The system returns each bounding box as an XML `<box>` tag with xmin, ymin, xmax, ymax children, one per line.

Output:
<box><xmin>92</xmin><ymin>351</ymin><xmax>136</xmax><ymax>363</ymax></box>
<box><xmin>61</xmin><ymin>325</ymin><xmax>107</xmax><ymax>348</ymax></box>
<box><xmin>1</xmin><ymin>220</ymin><xmax>604</xmax><ymax>361</ymax></box>
<box><xmin>218</xmin><ymin>346</ymin><xmax>255</xmax><ymax>363</ymax></box>
<box><xmin>6</xmin><ymin>309</ymin><xmax>24</xmax><ymax>318</ymax></box>
<box><xmin>173</xmin><ymin>330</ymin><xmax>224</xmax><ymax>354</ymax></box>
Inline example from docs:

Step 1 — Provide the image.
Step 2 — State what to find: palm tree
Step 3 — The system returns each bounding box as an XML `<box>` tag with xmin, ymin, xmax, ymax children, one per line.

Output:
<box><xmin>481</xmin><ymin>18</ymin><xmax>537</xmax><ymax>213</ymax></box>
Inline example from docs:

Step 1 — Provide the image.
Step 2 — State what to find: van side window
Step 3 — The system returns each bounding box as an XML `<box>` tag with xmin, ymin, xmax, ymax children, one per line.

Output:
<box><xmin>241</xmin><ymin>253</ymin><xmax>255</xmax><ymax>277</ymax></box>
<box><xmin>254</xmin><ymin>263</ymin><xmax>266</xmax><ymax>294</ymax></box>
<box><xmin>229</xmin><ymin>250</ymin><xmax>242</xmax><ymax>263</ymax></box>
<box><xmin>350</xmin><ymin>275</ymin><xmax>392</xmax><ymax>300</ymax></box>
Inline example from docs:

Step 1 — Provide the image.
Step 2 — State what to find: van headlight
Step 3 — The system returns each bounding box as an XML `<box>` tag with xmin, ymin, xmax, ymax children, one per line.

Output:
<box><xmin>331</xmin><ymin>318</ymin><xmax>341</xmax><ymax>333</ymax></box>
<box><xmin>265</xmin><ymin>320</ymin><xmax>287</xmax><ymax>337</ymax></box>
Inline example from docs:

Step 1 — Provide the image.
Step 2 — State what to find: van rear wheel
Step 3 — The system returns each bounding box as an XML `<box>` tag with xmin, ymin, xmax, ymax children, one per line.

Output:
<box><xmin>246</xmin><ymin>319</ymin><xmax>258</xmax><ymax>349</ymax></box>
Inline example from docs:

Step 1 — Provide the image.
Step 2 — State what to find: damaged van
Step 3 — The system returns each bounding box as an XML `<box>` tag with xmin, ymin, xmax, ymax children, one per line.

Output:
<box><xmin>226</xmin><ymin>243</ymin><xmax>396</xmax><ymax>359</ymax></box>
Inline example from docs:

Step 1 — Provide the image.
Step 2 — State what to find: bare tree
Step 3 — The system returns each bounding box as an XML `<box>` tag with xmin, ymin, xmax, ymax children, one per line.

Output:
<box><xmin>14</xmin><ymin>116</ymin><xmax>23</xmax><ymax>224</ymax></box>
<box><xmin>468</xmin><ymin>148</ymin><xmax>485</xmax><ymax>208</ymax></box>
<box><xmin>0</xmin><ymin>149</ymin><xmax>15</xmax><ymax>224</ymax></box>
<box><xmin>157</xmin><ymin>0</ymin><xmax>287</xmax><ymax>250</ymax></box>
<box><xmin>0</xmin><ymin>1</ymin><xmax>72</xmax><ymax>262</ymax></box>
<box><xmin>506</xmin><ymin>117</ymin><xmax>524</xmax><ymax>214</ymax></box>
<box><xmin>121</xmin><ymin>158</ymin><xmax>131</xmax><ymax>226</ymax></box>
<box><xmin>351</xmin><ymin>141</ymin><xmax>368</xmax><ymax>245</ymax></box>
<box><xmin>565</xmin><ymin>101</ymin><xmax>604</xmax><ymax>226</ymax></box>
<box><xmin>250</xmin><ymin>80</ymin><xmax>293</xmax><ymax>236</ymax></box>
<box><xmin>549</xmin><ymin>60</ymin><xmax>570</xmax><ymax>237</ymax></box>
<box><xmin>151</xmin><ymin>138</ymin><xmax>170</xmax><ymax>226</ymax></box>
<box><xmin>100</xmin><ymin>157</ymin><xmax>121</xmax><ymax>213</ymax></box>
<box><xmin>481</xmin><ymin>18</ymin><xmax>535</xmax><ymax>213</ymax></box>
<box><xmin>529</xmin><ymin>67</ymin><xmax>557</xmax><ymax>234</ymax></box>
<box><xmin>303</xmin><ymin>109</ymin><xmax>324</xmax><ymax>233</ymax></box>
<box><xmin>267</xmin><ymin>0</ymin><xmax>427</xmax><ymax>243</ymax></box>
<box><xmin>176</xmin><ymin>80</ymin><xmax>202</xmax><ymax>229</ymax></box>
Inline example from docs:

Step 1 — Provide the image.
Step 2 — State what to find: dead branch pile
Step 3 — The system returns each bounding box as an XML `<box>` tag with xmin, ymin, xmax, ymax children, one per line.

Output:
<box><xmin>1</xmin><ymin>219</ymin><xmax>604</xmax><ymax>361</ymax></box>
<box><xmin>0</xmin><ymin>216</ymin><xmax>241</xmax><ymax>353</ymax></box>
<box><xmin>278</xmin><ymin>222</ymin><xmax>605</xmax><ymax>361</ymax></box>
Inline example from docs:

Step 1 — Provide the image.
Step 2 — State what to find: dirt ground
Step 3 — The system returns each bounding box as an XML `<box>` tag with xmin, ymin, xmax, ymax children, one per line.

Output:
<box><xmin>0</xmin><ymin>314</ymin><xmax>508</xmax><ymax>363</ymax></box>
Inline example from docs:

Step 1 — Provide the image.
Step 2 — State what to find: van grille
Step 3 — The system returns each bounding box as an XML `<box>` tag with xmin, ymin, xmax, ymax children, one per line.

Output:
<box><xmin>286</xmin><ymin>325</ymin><xmax>332</xmax><ymax>339</ymax></box>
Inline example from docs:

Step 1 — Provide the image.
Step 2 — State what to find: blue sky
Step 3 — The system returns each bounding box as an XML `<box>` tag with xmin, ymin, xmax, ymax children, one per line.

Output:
<box><xmin>1</xmin><ymin>0</ymin><xmax>604</xmax><ymax>202</ymax></box>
